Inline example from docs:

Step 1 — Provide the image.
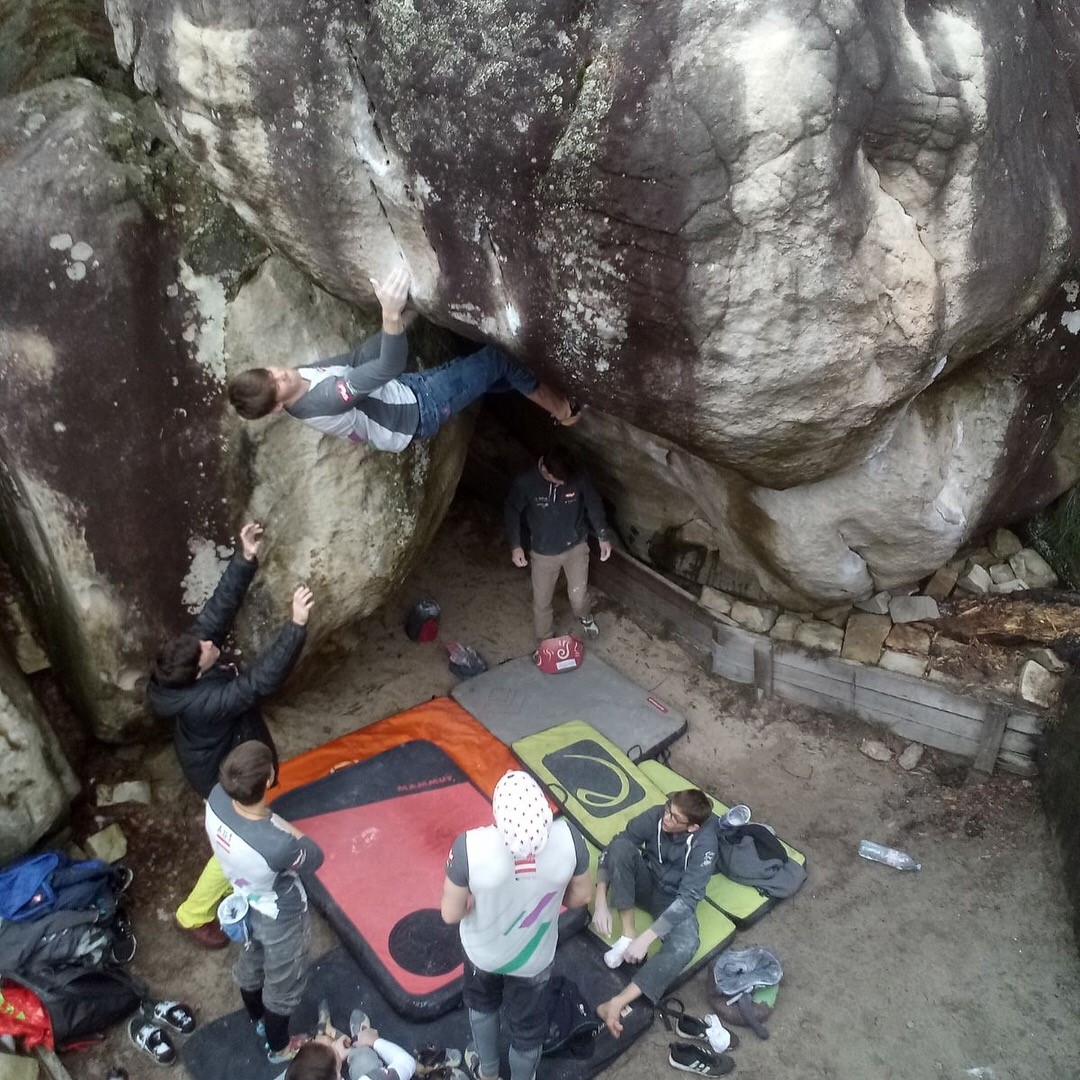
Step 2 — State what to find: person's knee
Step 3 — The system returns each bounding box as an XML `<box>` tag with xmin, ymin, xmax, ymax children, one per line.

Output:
<box><xmin>606</xmin><ymin>835</ymin><xmax>639</xmax><ymax>869</ymax></box>
<box><xmin>665</xmin><ymin>924</ymin><xmax>699</xmax><ymax>967</ymax></box>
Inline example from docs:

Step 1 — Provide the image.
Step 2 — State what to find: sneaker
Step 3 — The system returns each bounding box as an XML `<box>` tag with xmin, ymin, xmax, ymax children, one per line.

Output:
<box><xmin>143</xmin><ymin>1000</ymin><xmax>196</xmax><ymax>1036</ymax></box>
<box><xmin>349</xmin><ymin>1009</ymin><xmax>372</xmax><ymax>1040</ymax></box>
<box><xmin>667</xmin><ymin>1042</ymin><xmax>734</xmax><ymax>1076</ymax></box>
<box><xmin>267</xmin><ymin>1035</ymin><xmax>311</xmax><ymax>1065</ymax></box>
<box><xmin>128</xmin><ymin>1017</ymin><xmax>177</xmax><ymax>1067</ymax></box>
<box><xmin>673</xmin><ymin>1015</ymin><xmax>739</xmax><ymax>1052</ymax></box>
<box><xmin>113</xmin><ymin>866</ymin><xmax>135</xmax><ymax>894</ymax></box>
<box><xmin>111</xmin><ymin>919</ymin><xmax>137</xmax><ymax>964</ymax></box>
<box><xmin>603</xmin><ymin>935</ymin><xmax>632</xmax><ymax>969</ymax></box>
<box><xmin>579</xmin><ymin>617</ymin><xmax>600</xmax><ymax>640</ymax></box>
<box><xmin>177</xmin><ymin>917</ymin><xmax>228</xmax><ymax>950</ymax></box>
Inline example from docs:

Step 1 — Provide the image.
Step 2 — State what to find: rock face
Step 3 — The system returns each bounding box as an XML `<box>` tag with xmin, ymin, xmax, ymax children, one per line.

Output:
<box><xmin>103</xmin><ymin>0</ymin><xmax>1080</xmax><ymax>602</ymax></box>
<box><xmin>0</xmin><ymin>78</ymin><xmax>471</xmax><ymax>740</ymax></box>
<box><xmin>0</xmin><ymin>643</ymin><xmax>79</xmax><ymax>860</ymax></box>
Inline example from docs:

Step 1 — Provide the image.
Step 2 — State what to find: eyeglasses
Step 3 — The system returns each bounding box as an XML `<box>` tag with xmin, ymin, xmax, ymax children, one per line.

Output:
<box><xmin>663</xmin><ymin>801</ymin><xmax>691</xmax><ymax>827</ymax></box>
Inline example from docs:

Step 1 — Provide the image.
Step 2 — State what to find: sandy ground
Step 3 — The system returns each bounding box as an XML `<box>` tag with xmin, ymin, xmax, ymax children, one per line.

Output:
<box><xmin>63</xmin><ymin>495</ymin><xmax>1080</xmax><ymax>1080</ymax></box>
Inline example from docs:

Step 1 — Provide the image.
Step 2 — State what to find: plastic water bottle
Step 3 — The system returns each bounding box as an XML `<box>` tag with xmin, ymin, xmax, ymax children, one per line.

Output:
<box><xmin>858</xmin><ymin>839</ymin><xmax>921</xmax><ymax>871</ymax></box>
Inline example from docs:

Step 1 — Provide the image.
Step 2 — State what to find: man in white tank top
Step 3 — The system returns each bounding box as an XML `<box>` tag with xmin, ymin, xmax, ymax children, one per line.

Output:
<box><xmin>442</xmin><ymin>771</ymin><xmax>591</xmax><ymax>1080</ymax></box>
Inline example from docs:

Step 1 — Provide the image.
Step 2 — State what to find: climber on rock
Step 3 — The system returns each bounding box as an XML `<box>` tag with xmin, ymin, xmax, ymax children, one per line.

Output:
<box><xmin>227</xmin><ymin>267</ymin><xmax>580</xmax><ymax>450</ymax></box>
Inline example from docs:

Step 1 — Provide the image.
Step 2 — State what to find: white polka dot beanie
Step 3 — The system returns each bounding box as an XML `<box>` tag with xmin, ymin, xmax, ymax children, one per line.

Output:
<box><xmin>493</xmin><ymin>770</ymin><xmax>552</xmax><ymax>858</ymax></box>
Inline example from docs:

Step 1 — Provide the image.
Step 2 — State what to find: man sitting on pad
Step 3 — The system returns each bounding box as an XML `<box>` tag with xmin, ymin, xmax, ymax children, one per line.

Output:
<box><xmin>591</xmin><ymin>790</ymin><xmax>719</xmax><ymax>1037</ymax></box>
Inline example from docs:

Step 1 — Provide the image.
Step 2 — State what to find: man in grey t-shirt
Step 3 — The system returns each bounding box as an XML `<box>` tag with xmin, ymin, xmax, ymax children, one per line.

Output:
<box><xmin>206</xmin><ymin>741</ymin><xmax>324</xmax><ymax>1065</ymax></box>
<box><xmin>227</xmin><ymin>269</ymin><xmax>581</xmax><ymax>452</ymax></box>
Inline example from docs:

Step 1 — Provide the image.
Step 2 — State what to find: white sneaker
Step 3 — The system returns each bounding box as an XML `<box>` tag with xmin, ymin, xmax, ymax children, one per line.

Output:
<box><xmin>604</xmin><ymin>935</ymin><xmax>633</xmax><ymax>969</ymax></box>
<box><xmin>580</xmin><ymin>617</ymin><xmax>600</xmax><ymax>640</ymax></box>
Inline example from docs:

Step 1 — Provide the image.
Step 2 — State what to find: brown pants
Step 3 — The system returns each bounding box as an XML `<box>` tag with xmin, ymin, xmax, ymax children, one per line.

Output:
<box><xmin>530</xmin><ymin>542</ymin><xmax>591</xmax><ymax>640</ymax></box>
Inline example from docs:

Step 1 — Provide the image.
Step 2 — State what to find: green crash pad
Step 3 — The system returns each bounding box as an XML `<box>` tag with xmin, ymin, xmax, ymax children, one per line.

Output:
<box><xmin>513</xmin><ymin>721</ymin><xmax>804</xmax><ymax>928</ymax></box>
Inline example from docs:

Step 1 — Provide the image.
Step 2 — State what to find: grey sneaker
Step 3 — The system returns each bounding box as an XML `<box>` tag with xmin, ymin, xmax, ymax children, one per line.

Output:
<box><xmin>350</xmin><ymin>1009</ymin><xmax>371</xmax><ymax>1040</ymax></box>
<box><xmin>580</xmin><ymin>617</ymin><xmax>600</xmax><ymax>640</ymax></box>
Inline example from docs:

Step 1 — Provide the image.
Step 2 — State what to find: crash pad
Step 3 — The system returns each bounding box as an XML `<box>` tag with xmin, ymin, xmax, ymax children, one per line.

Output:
<box><xmin>182</xmin><ymin>938</ymin><xmax>653</xmax><ymax>1080</ymax></box>
<box><xmin>452</xmin><ymin>656</ymin><xmax>686</xmax><ymax>761</ymax></box>
<box><xmin>270</xmin><ymin>740</ymin><xmax>492</xmax><ymax>1020</ymax></box>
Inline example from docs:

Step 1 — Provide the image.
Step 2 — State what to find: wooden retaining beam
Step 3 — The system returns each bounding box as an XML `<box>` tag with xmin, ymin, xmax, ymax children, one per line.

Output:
<box><xmin>593</xmin><ymin>549</ymin><xmax>1042</xmax><ymax>776</ymax></box>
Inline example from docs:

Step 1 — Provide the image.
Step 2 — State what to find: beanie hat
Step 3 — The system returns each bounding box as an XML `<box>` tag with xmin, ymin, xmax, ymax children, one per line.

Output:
<box><xmin>493</xmin><ymin>771</ymin><xmax>552</xmax><ymax>859</ymax></box>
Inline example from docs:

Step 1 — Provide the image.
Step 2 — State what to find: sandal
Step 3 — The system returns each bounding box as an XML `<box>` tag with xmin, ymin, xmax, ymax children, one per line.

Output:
<box><xmin>143</xmin><ymin>1000</ymin><xmax>196</xmax><ymax>1035</ymax></box>
<box><xmin>128</xmin><ymin>1017</ymin><xmax>177</xmax><ymax>1067</ymax></box>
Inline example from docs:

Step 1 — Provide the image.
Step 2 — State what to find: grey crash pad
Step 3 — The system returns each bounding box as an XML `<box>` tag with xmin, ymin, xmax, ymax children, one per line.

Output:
<box><xmin>452</xmin><ymin>655</ymin><xmax>686</xmax><ymax>760</ymax></box>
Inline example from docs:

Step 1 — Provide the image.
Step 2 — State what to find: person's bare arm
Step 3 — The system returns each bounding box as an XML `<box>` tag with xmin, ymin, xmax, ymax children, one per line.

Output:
<box><xmin>563</xmin><ymin>871</ymin><xmax>592</xmax><ymax>910</ymax></box>
<box><xmin>441</xmin><ymin>878</ymin><xmax>472</xmax><ymax>924</ymax></box>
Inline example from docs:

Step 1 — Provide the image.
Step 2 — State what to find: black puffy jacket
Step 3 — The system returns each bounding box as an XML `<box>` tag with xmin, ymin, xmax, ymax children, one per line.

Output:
<box><xmin>147</xmin><ymin>554</ymin><xmax>306</xmax><ymax>798</ymax></box>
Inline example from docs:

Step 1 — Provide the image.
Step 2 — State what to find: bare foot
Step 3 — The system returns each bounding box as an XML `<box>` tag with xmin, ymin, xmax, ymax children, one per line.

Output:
<box><xmin>596</xmin><ymin>1000</ymin><xmax>624</xmax><ymax>1038</ymax></box>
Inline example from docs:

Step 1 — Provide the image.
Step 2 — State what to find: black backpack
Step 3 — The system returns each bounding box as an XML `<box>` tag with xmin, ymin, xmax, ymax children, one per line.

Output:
<box><xmin>542</xmin><ymin>975</ymin><xmax>602</xmax><ymax>1057</ymax></box>
<box><xmin>13</xmin><ymin>967</ymin><xmax>142</xmax><ymax>1045</ymax></box>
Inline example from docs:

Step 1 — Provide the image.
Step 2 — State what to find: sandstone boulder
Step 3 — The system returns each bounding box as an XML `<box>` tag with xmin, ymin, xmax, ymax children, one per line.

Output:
<box><xmin>0</xmin><ymin>81</ymin><xmax>470</xmax><ymax>739</ymax></box>
<box><xmin>0</xmin><ymin>643</ymin><xmax>78</xmax><ymax>860</ymax></box>
<box><xmin>102</xmin><ymin>0</ymin><xmax>1080</xmax><ymax>604</ymax></box>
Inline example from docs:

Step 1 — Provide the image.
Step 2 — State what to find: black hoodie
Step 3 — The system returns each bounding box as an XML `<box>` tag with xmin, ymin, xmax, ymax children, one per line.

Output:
<box><xmin>147</xmin><ymin>554</ymin><xmax>306</xmax><ymax>798</ymax></box>
<box><xmin>504</xmin><ymin>462</ymin><xmax>610</xmax><ymax>555</ymax></box>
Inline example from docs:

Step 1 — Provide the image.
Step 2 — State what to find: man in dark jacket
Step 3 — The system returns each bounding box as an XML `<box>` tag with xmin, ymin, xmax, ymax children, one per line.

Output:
<box><xmin>590</xmin><ymin>791</ymin><xmax>719</xmax><ymax>1037</ymax></box>
<box><xmin>504</xmin><ymin>446</ymin><xmax>611</xmax><ymax>641</ymax></box>
<box><xmin>148</xmin><ymin>521</ymin><xmax>313</xmax><ymax>947</ymax></box>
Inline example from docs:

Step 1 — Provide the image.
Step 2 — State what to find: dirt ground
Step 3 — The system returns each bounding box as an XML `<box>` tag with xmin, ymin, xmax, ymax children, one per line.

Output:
<box><xmin>62</xmin><ymin>495</ymin><xmax>1080</xmax><ymax>1080</ymax></box>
